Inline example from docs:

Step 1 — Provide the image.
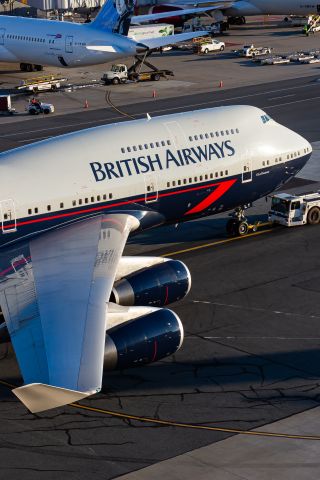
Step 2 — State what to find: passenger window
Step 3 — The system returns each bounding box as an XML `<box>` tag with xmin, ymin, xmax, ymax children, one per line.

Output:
<box><xmin>210</xmin><ymin>173</ymin><xmax>213</xmax><ymax>179</ymax></box>
<box><xmin>127</xmin><ymin>147</ymin><xmax>131</xmax><ymax>152</ymax></box>
<box><xmin>215</xmin><ymin>172</ymin><xmax>218</xmax><ymax>178</ymax></box>
<box><xmin>183</xmin><ymin>178</ymin><xmax>187</xmax><ymax>184</ymax></box>
<box><xmin>220</xmin><ymin>131</ymin><xmax>224</xmax><ymax>136</ymax></box>
<box><xmin>167</xmin><ymin>140</ymin><xmax>171</xmax><ymax>145</ymax></box>
<box><xmin>47</xmin><ymin>205</ymin><xmax>51</xmax><ymax>211</ymax></box>
<box><xmin>72</xmin><ymin>200</ymin><xmax>76</xmax><ymax>206</ymax></box>
<box><xmin>220</xmin><ymin>171</ymin><xmax>223</xmax><ymax>176</ymax></box>
<box><xmin>28</xmin><ymin>209</ymin><xmax>32</xmax><ymax>215</ymax></box>
<box><xmin>109</xmin><ymin>193</ymin><xmax>113</xmax><ymax>199</ymax></box>
<box><xmin>85</xmin><ymin>198</ymin><xmax>89</xmax><ymax>204</ymax></box>
<box><xmin>167</xmin><ymin>182</ymin><xmax>170</xmax><ymax>187</ymax></box>
<box><xmin>226</xmin><ymin>130</ymin><xmax>229</xmax><ymax>135</ymax></box>
<box><xmin>210</xmin><ymin>132</ymin><xmax>214</xmax><ymax>138</ymax></box>
<box><xmin>156</xmin><ymin>142</ymin><xmax>160</xmax><ymax>147</ymax></box>
<box><xmin>79</xmin><ymin>199</ymin><xmax>82</xmax><ymax>205</ymax></box>
<box><xmin>178</xmin><ymin>180</ymin><xmax>181</xmax><ymax>186</ymax></box>
<box><xmin>133</xmin><ymin>146</ymin><xmax>137</xmax><ymax>152</ymax></box>
<box><xmin>161</xmin><ymin>141</ymin><xmax>166</xmax><ymax>147</ymax></box>
<box><xmin>97</xmin><ymin>195</ymin><xmax>101</xmax><ymax>201</ymax></box>
<box><xmin>91</xmin><ymin>196</ymin><xmax>94</xmax><ymax>202</ymax></box>
<box><xmin>225</xmin><ymin>170</ymin><xmax>228</xmax><ymax>175</ymax></box>
<box><xmin>144</xmin><ymin>144</ymin><xmax>148</xmax><ymax>149</ymax></box>
<box><xmin>172</xmin><ymin>181</ymin><xmax>176</xmax><ymax>186</ymax></box>
<box><xmin>205</xmin><ymin>133</ymin><xmax>209</xmax><ymax>139</ymax></box>
<box><xmin>194</xmin><ymin>135</ymin><xmax>198</xmax><ymax>141</ymax></box>
<box><xmin>60</xmin><ymin>203</ymin><xmax>64</xmax><ymax>208</ymax></box>
<box><xmin>199</xmin><ymin>134</ymin><xmax>203</xmax><ymax>140</ymax></box>
<box><xmin>189</xmin><ymin>136</ymin><xmax>193</xmax><ymax>141</ymax></box>
<box><xmin>215</xmin><ymin>131</ymin><xmax>219</xmax><ymax>137</ymax></box>
<box><xmin>103</xmin><ymin>194</ymin><xmax>107</xmax><ymax>200</ymax></box>
<box><xmin>34</xmin><ymin>208</ymin><xmax>38</xmax><ymax>214</ymax></box>
<box><xmin>231</xmin><ymin>129</ymin><xmax>234</xmax><ymax>134</ymax></box>
<box><xmin>150</xmin><ymin>143</ymin><xmax>154</xmax><ymax>148</ymax></box>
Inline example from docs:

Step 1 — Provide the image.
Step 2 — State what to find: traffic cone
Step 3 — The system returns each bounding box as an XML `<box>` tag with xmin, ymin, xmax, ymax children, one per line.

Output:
<box><xmin>219</xmin><ymin>80</ymin><xmax>223</xmax><ymax>88</ymax></box>
<box><xmin>84</xmin><ymin>99</ymin><xmax>89</xmax><ymax>108</ymax></box>
<box><xmin>152</xmin><ymin>90</ymin><xmax>156</xmax><ymax>98</ymax></box>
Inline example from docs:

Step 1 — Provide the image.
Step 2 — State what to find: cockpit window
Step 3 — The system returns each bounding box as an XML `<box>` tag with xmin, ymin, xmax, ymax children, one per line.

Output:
<box><xmin>271</xmin><ymin>197</ymin><xmax>289</xmax><ymax>213</ymax></box>
<box><xmin>261</xmin><ymin>114</ymin><xmax>271</xmax><ymax>124</ymax></box>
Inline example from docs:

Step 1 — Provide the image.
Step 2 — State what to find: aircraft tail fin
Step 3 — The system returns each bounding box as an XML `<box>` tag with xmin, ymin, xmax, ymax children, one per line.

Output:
<box><xmin>91</xmin><ymin>0</ymin><xmax>136</xmax><ymax>36</ymax></box>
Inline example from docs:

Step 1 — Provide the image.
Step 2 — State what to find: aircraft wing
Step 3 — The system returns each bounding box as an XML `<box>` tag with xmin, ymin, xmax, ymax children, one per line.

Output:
<box><xmin>0</xmin><ymin>213</ymin><xmax>139</xmax><ymax>413</ymax></box>
<box><xmin>138</xmin><ymin>30</ymin><xmax>209</xmax><ymax>50</ymax></box>
<box><xmin>132</xmin><ymin>5</ymin><xmax>226</xmax><ymax>24</ymax></box>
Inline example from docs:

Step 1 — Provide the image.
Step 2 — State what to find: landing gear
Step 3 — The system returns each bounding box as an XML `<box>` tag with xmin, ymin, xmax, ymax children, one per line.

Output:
<box><xmin>20</xmin><ymin>63</ymin><xmax>43</xmax><ymax>72</ymax></box>
<box><xmin>227</xmin><ymin>16</ymin><xmax>246</xmax><ymax>25</ymax></box>
<box><xmin>226</xmin><ymin>206</ymin><xmax>254</xmax><ymax>236</ymax></box>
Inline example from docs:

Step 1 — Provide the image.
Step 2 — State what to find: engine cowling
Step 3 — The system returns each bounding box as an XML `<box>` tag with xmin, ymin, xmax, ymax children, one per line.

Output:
<box><xmin>104</xmin><ymin>308</ymin><xmax>183</xmax><ymax>370</ymax></box>
<box><xmin>110</xmin><ymin>260</ymin><xmax>191</xmax><ymax>307</ymax></box>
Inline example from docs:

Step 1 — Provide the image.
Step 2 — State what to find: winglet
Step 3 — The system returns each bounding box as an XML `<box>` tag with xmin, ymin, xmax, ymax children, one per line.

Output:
<box><xmin>13</xmin><ymin>384</ymin><xmax>97</xmax><ymax>413</ymax></box>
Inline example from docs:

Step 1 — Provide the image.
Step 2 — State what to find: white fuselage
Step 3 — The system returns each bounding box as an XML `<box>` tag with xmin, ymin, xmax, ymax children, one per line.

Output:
<box><xmin>0</xmin><ymin>105</ymin><xmax>311</xmax><ymax>247</ymax></box>
<box><xmin>0</xmin><ymin>16</ymin><xmax>137</xmax><ymax>68</ymax></box>
<box><xmin>225</xmin><ymin>0</ymin><xmax>320</xmax><ymax>16</ymax></box>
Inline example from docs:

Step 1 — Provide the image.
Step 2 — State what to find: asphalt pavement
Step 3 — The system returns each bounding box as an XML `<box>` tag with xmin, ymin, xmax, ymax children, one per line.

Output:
<box><xmin>0</xmin><ymin>75</ymin><xmax>320</xmax><ymax>479</ymax></box>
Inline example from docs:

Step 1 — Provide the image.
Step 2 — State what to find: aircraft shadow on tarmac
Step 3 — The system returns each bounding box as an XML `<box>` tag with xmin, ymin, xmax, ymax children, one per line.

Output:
<box><xmin>128</xmin><ymin>214</ymin><xmax>269</xmax><ymax>246</ymax></box>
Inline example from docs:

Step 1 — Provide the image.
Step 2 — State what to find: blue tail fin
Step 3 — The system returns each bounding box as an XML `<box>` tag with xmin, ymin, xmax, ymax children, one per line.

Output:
<box><xmin>91</xmin><ymin>0</ymin><xmax>136</xmax><ymax>36</ymax></box>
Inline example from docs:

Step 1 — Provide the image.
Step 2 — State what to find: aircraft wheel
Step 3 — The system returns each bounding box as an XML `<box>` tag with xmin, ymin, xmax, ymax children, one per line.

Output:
<box><xmin>307</xmin><ymin>207</ymin><xmax>320</xmax><ymax>224</ymax></box>
<box><xmin>237</xmin><ymin>221</ymin><xmax>249</xmax><ymax>236</ymax></box>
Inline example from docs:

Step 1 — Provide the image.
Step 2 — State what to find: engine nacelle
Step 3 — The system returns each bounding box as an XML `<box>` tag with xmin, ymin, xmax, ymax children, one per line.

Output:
<box><xmin>104</xmin><ymin>308</ymin><xmax>183</xmax><ymax>370</ymax></box>
<box><xmin>111</xmin><ymin>259</ymin><xmax>191</xmax><ymax>307</ymax></box>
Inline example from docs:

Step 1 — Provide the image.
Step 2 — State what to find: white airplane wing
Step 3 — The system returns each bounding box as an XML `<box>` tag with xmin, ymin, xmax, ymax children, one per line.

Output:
<box><xmin>138</xmin><ymin>30</ymin><xmax>210</xmax><ymax>50</ymax></box>
<box><xmin>132</xmin><ymin>5</ymin><xmax>226</xmax><ymax>23</ymax></box>
<box><xmin>0</xmin><ymin>213</ymin><xmax>138</xmax><ymax>413</ymax></box>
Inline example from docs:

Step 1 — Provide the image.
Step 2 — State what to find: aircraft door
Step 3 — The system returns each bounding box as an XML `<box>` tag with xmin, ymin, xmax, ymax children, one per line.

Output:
<box><xmin>144</xmin><ymin>174</ymin><xmax>158</xmax><ymax>203</ymax></box>
<box><xmin>242</xmin><ymin>159</ymin><xmax>252</xmax><ymax>183</ymax></box>
<box><xmin>0</xmin><ymin>199</ymin><xmax>17</xmax><ymax>233</ymax></box>
<box><xmin>65</xmin><ymin>35</ymin><xmax>73</xmax><ymax>53</ymax></box>
<box><xmin>0</xmin><ymin>28</ymin><xmax>5</xmax><ymax>46</ymax></box>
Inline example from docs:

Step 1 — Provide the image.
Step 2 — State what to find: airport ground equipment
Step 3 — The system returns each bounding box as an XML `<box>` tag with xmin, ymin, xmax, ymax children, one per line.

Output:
<box><xmin>182</xmin><ymin>21</ymin><xmax>224</xmax><ymax>36</ymax></box>
<box><xmin>225</xmin><ymin>206</ymin><xmax>267</xmax><ymax>236</ymax></box>
<box><xmin>101</xmin><ymin>57</ymin><xmax>173</xmax><ymax>84</ymax></box>
<box><xmin>0</xmin><ymin>95</ymin><xmax>15</xmax><ymax>115</ymax></box>
<box><xmin>128</xmin><ymin>23</ymin><xmax>174</xmax><ymax>41</ymax></box>
<box><xmin>260</xmin><ymin>56</ymin><xmax>290</xmax><ymax>65</ymax></box>
<box><xmin>193</xmin><ymin>38</ymin><xmax>225</xmax><ymax>54</ymax></box>
<box><xmin>268</xmin><ymin>191</ymin><xmax>320</xmax><ymax>227</ymax></box>
<box><xmin>303</xmin><ymin>15</ymin><xmax>320</xmax><ymax>34</ymax></box>
<box><xmin>26</xmin><ymin>101</ymin><xmax>55</xmax><ymax>115</ymax></box>
<box><xmin>16</xmin><ymin>75</ymin><xmax>67</xmax><ymax>93</ymax></box>
<box><xmin>239</xmin><ymin>44</ymin><xmax>272</xmax><ymax>57</ymax></box>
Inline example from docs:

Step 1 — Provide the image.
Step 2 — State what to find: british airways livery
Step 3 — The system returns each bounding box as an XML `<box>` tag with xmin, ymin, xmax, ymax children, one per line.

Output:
<box><xmin>0</xmin><ymin>105</ymin><xmax>311</xmax><ymax>413</ymax></box>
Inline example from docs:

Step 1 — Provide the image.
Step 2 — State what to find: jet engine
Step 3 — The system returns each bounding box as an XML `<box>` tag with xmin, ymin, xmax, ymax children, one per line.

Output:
<box><xmin>111</xmin><ymin>259</ymin><xmax>191</xmax><ymax>307</ymax></box>
<box><xmin>104</xmin><ymin>306</ymin><xmax>183</xmax><ymax>370</ymax></box>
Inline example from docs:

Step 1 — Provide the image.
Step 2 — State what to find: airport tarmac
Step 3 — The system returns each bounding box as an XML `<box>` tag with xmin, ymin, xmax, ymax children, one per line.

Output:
<box><xmin>1</xmin><ymin>16</ymin><xmax>320</xmax><ymax>119</ymax></box>
<box><xmin>1</xmin><ymin>16</ymin><xmax>320</xmax><ymax>480</ymax></box>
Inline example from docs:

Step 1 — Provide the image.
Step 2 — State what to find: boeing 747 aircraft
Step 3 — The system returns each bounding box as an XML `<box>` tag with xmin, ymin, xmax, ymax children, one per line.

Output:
<box><xmin>0</xmin><ymin>0</ymin><xmax>209</xmax><ymax>71</ymax></box>
<box><xmin>0</xmin><ymin>105</ymin><xmax>311</xmax><ymax>413</ymax></box>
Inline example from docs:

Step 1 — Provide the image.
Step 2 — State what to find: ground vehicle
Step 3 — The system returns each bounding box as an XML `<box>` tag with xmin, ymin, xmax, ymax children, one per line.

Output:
<box><xmin>240</xmin><ymin>44</ymin><xmax>272</xmax><ymax>57</ymax></box>
<box><xmin>26</xmin><ymin>101</ymin><xmax>55</xmax><ymax>115</ymax></box>
<box><xmin>269</xmin><ymin>192</ymin><xmax>320</xmax><ymax>227</ymax></box>
<box><xmin>193</xmin><ymin>39</ymin><xmax>225</xmax><ymax>54</ymax></box>
<box><xmin>101</xmin><ymin>63</ymin><xmax>173</xmax><ymax>84</ymax></box>
<box><xmin>16</xmin><ymin>75</ymin><xmax>66</xmax><ymax>93</ymax></box>
<box><xmin>0</xmin><ymin>95</ymin><xmax>15</xmax><ymax>115</ymax></box>
<box><xmin>128</xmin><ymin>23</ymin><xmax>174</xmax><ymax>41</ymax></box>
<box><xmin>183</xmin><ymin>22</ymin><xmax>222</xmax><ymax>35</ymax></box>
<box><xmin>260</xmin><ymin>56</ymin><xmax>290</xmax><ymax>65</ymax></box>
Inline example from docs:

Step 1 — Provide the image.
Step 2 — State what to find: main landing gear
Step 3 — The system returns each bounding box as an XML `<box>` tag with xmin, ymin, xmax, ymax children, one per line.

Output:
<box><xmin>226</xmin><ymin>206</ymin><xmax>254</xmax><ymax>237</ymax></box>
<box><xmin>20</xmin><ymin>63</ymin><xmax>43</xmax><ymax>72</ymax></box>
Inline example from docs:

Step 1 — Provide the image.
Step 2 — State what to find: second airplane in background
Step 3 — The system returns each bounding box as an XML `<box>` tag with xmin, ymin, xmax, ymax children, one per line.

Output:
<box><xmin>0</xmin><ymin>0</ymin><xmax>208</xmax><ymax>71</ymax></box>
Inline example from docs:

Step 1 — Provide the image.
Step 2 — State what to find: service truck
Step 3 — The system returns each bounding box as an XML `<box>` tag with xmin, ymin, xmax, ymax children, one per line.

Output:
<box><xmin>101</xmin><ymin>64</ymin><xmax>173</xmax><ymax>84</ymax></box>
<box><xmin>128</xmin><ymin>23</ymin><xmax>174</xmax><ymax>41</ymax></box>
<box><xmin>268</xmin><ymin>191</ymin><xmax>320</xmax><ymax>226</ymax></box>
<box><xmin>193</xmin><ymin>38</ymin><xmax>225</xmax><ymax>54</ymax></box>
